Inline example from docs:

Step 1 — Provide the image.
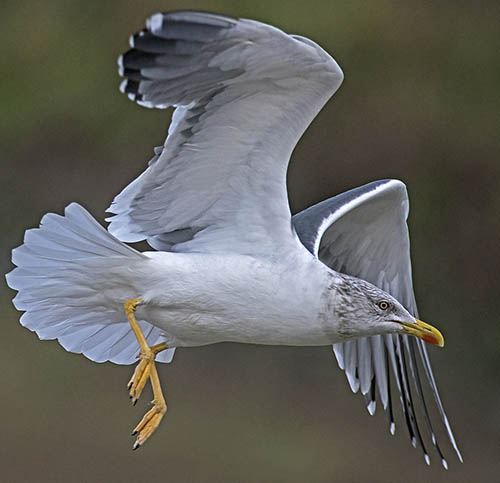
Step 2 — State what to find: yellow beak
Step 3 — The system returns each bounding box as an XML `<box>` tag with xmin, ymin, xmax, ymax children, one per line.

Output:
<box><xmin>399</xmin><ymin>319</ymin><xmax>444</xmax><ymax>347</ymax></box>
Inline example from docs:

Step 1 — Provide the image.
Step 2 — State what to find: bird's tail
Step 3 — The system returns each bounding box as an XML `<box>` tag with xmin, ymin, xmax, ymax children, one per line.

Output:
<box><xmin>5</xmin><ymin>203</ymin><xmax>175</xmax><ymax>364</ymax></box>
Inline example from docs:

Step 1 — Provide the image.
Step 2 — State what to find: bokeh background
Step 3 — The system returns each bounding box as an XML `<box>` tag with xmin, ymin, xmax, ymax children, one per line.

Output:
<box><xmin>2</xmin><ymin>1</ymin><xmax>499</xmax><ymax>482</ymax></box>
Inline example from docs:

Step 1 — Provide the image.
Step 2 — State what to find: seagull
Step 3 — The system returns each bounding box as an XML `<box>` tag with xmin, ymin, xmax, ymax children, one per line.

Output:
<box><xmin>6</xmin><ymin>11</ymin><xmax>462</xmax><ymax>465</ymax></box>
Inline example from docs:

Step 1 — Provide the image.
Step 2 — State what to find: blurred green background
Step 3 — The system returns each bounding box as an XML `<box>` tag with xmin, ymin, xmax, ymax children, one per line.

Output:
<box><xmin>2</xmin><ymin>1</ymin><xmax>499</xmax><ymax>482</ymax></box>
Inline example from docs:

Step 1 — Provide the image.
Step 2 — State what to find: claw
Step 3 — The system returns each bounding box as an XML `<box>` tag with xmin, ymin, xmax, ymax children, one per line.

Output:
<box><xmin>132</xmin><ymin>399</ymin><xmax>167</xmax><ymax>450</ymax></box>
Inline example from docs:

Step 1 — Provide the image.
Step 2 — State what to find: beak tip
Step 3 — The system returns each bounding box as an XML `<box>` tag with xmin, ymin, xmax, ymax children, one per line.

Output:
<box><xmin>421</xmin><ymin>333</ymin><xmax>444</xmax><ymax>347</ymax></box>
<box><xmin>408</xmin><ymin>319</ymin><xmax>445</xmax><ymax>347</ymax></box>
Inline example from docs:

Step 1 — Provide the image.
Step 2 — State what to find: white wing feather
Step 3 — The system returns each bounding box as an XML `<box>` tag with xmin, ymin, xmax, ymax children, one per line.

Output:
<box><xmin>107</xmin><ymin>11</ymin><xmax>343</xmax><ymax>254</ymax></box>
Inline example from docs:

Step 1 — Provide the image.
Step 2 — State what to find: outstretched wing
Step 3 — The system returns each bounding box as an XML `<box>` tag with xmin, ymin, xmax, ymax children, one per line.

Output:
<box><xmin>293</xmin><ymin>179</ymin><xmax>462</xmax><ymax>467</ymax></box>
<box><xmin>107</xmin><ymin>11</ymin><xmax>343</xmax><ymax>254</ymax></box>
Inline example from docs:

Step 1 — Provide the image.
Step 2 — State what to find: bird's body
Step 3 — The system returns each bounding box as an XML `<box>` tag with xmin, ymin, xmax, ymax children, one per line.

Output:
<box><xmin>135</xmin><ymin>249</ymin><xmax>335</xmax><ymax>347</ymax></box>
<box><xmin>6</xmin><ymin>10</ymin><xmax>461</xmax><ymax>463</ymax></box>
<box><xmin>40</xmin><ymin>226</ymin><xmax>347</xmax><ymax>347</ymax></box>
<box><xmin>107</xmin><ymin>248</ymin><xmax>411</xmax><ymax>348</ymax></box>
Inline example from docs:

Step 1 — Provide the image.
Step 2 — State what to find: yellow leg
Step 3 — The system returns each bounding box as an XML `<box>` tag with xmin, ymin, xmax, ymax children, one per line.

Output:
<box><xmin>124</xmin><ymin>298</ymin><xmax>168</xmax><ymax>450</ymax></box>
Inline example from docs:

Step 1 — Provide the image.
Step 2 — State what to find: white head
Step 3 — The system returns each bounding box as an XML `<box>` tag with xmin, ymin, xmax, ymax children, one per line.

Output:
<box><xmin>330</xmin><ymin>273</ymin><xmax>444</xmax><ymax>346</ymax></box>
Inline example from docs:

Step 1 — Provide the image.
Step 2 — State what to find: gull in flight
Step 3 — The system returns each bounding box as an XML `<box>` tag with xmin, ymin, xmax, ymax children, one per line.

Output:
<box><xmin>6</xmin><ymin>11</ymin><xmax>462</xmax><ymax>465</ymax></box>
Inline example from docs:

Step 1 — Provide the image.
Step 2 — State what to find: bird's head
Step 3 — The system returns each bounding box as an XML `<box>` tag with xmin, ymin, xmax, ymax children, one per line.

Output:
<box><xmin>331</xmin><ymin>274</ymin><xmax>444</xmax><ymax>347</ymax></box>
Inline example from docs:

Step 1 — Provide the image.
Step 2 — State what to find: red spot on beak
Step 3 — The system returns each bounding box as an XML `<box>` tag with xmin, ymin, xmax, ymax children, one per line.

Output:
<box><xmin>422</xmin><ymin>333</ymin><xmax>439</xmax><ymax>345</ymax></box>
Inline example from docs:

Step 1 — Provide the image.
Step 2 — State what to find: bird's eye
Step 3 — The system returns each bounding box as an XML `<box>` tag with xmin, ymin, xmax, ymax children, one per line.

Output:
<box><xmin>378</xmin><ymin>301</ymin><xmax>390</xmax><ymax>311</ymax></box>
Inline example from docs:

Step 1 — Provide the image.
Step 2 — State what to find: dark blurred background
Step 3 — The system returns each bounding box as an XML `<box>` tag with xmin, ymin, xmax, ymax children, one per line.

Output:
<box><xmin>2</xmin><ymin>1</ymin><xmax>499</xmax><ymax>482</ymax></box>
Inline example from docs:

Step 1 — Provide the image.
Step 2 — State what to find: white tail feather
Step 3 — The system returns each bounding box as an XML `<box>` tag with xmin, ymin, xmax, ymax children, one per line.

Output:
<box><xmin>6</xmin><ymin>203</ymin><xmax>175</xmax><ymax>364</ymax></box>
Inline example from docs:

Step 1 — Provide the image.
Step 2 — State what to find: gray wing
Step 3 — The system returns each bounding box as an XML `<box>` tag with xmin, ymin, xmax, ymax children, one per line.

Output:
<box><xmin>293</xmin><ymin>179</ymin><xmax>462</xmax><ymax>467</ymax></box>
<box><xmin>106</xmin><ymin>11</ymin><xmax>343</xmax><ymax>255</ymax></box>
